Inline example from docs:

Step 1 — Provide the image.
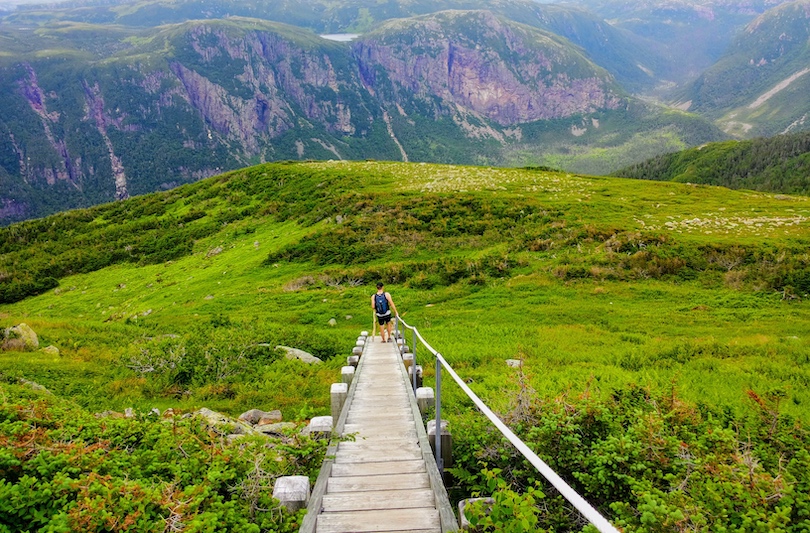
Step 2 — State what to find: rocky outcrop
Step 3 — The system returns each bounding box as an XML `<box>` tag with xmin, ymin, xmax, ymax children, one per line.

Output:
<box><xmin>238</xmin><ymin>408</ymin><xmax>282</xmax><ymax>425</ymax></box>
<box><xmin>2</xmin><ymin>323</ymin><xmax>39</xmax><ymax>351</ymax></box>
<box><xmin>19</xmin><ymin>378</ymin><xmax>51</xmax><ymax>393</ymax></box>
<box><xmin>171</xmin><ymin>24</ymin><xmax>361</xmax><ymax>156</ymax></box>
<box><xmin>276</xmin><ymin>345</ymin><xmax>322</xmax><ymax>364</ymax></box>
<box><xmin>40</xmin><ymin>345</ymin><xmax>60</xmax><ymax>356</ymax></box>
<box><xmin>82</xmin><ymin>81</ymin><xmax>129</xmax><ymax>200</ymax></box>
<box><xmin>18</xmin><ymin>63</ymin><xmax>81</xmax><ymax>186</ymax></box>
<box><xmin>186</xmin><ymin>406</ymin><xmax>301</xmax><ymax>439</ymax></box>
<box><xmin>190</xmin><ymin>407</ymin><xmax>257</xmax><ymax>437</ymax></box>
<box><xmin>0</xmin><ymin>198</ymin><xmax>28</xmax><ymax>221</ymax></box>
<box><xmin>255</xmin><ymin>421</ymin><xmax>297</xmax><ymax>436</ymax></box>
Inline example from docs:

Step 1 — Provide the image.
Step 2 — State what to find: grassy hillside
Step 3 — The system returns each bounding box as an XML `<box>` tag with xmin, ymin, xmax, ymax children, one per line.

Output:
<box><xmin>2</xmin><ymin>161</ymin><xmax>810</xmax><ymax>530</ymax></box>
<box><xmin>613</xmin><ymin>130</ymin><xmax>810</xmax><ymax>194</ymax></box>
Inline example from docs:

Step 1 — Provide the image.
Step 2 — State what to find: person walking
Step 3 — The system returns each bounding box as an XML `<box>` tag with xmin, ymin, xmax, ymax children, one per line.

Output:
<box><xmin>372</xmin><ymin>282</ymin><xmax>399</xmax><ymax>342</ymax></box>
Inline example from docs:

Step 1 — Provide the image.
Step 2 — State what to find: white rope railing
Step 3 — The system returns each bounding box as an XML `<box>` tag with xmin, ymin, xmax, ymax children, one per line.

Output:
<box><xmin>396</xmin><ymin>316</ymin><xmax>620</xmax><ymax>533</ymax></box>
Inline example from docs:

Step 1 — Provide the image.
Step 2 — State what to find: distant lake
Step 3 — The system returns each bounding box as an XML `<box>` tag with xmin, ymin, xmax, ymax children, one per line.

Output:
<box><xmin>320</xmin><ymin>34</ymin><xmax>360</xmax><ymax>42</ymax></box>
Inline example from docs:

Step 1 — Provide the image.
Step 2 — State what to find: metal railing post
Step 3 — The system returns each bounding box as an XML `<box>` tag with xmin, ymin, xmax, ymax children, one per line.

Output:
<box><xmin>394</xmin><ymin>316</ymin><xmax>399</xmax><ymax>343</ymax></box>
<box><xmin>412</xmin><ymin>328</ymin><xmax>418</xmax><ymax>391</ymax></box>
<box><xmin>434</xmin><ymin>354</ymin><xmax>443</xmax><ymax>476</ymax></box>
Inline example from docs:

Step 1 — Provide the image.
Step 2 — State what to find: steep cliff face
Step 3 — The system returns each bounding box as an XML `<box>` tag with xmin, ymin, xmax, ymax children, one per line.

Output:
<box><xmin>355</xmin><ymin>11</ymin><xmax>623</xmax><ymax>125</ymax></box>
<box><xmin>82</xmin><ymin>81</ymin><xmax>130</xmax><ymax>200</ymax></box>
<box><xmin>18</xmin><ymin>64</ymin><xmax>80</xmax><ymax>187</ymax></box>
<box><xmin>170</xmin><ymin>24</ymin><xmax>364</xmax><ymax>153</ymax></box>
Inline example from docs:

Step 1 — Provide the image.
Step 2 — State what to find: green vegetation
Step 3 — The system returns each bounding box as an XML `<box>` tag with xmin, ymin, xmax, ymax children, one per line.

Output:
<box><xmin>2</xmin><ymin>161</ymin><xmax>810</xmax><ymax>530</ymax></box>
<box><xmin>614</xmin><ymin>131</ymin><xmax>810</xmax><ymax>195</ymax></box>
<box><xmin>0</xmin><ymin>381</ymin><xmax>321</xmax><ymax>532</ymax></box>
<box><xmin>506</xmin><ymin>105</ymin><xmax>727</xmax><ymax>176</ymax></box>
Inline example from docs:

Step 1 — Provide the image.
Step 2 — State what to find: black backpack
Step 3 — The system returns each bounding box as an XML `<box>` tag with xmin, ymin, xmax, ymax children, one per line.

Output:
<box><xmin>375</xmin><ymin>293</ymin><xmax>390</xmax><ymax>316</ymax></box>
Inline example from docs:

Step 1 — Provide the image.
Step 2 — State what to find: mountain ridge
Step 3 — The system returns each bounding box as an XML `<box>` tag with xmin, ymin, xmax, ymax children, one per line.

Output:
<box><xmin>0</xmin><ymin>11</ymin><xmax>724</xmax><ymax>224</ymax></box>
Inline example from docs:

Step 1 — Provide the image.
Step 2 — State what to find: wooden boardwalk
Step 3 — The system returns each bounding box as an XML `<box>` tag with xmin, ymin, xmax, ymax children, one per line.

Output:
<box><xmin>301</xmin><ymin>336</ymin><xmax>457</xmax><ymax>533</ymax></box>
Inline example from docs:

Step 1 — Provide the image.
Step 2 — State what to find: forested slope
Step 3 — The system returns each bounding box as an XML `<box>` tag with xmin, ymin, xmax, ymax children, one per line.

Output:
<box><xmin>614</xmin><ymin>131</ymin><xmax>810</xmax><ymax>194</ymax></box>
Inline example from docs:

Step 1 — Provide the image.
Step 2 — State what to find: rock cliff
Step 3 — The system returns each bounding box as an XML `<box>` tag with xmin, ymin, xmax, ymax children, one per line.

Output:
<box><xmin>355</xmin><ymin>11</ymin><xmax>623</xmax><ymax>125</ymax></box>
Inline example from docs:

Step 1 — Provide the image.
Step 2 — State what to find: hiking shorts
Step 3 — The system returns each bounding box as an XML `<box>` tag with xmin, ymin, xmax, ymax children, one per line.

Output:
<box><xmin>377</xmin><ymin>314</ymin><xmax>392</xmax><ymax>326</ymax></box>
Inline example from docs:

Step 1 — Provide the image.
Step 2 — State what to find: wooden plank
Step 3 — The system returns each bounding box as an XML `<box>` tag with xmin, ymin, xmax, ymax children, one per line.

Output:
<box><xmin>351</xmin><ymin>387</ymin><xmax>410</xmax><ymax>395</ymax></box>
<box><xmin>354</xmin><ymin>389</ymin><xmax>408</xmax><ymax>394</ymax></box>
<box><xmin>342</xmin><ymin>423</ymin><xmax>416</xmax><ymax>433</ymax></box>
<box><xmin>319</xmin><ymin>528</ymin><xmax>437</xmax><ymax>533</ymax></box>
<box><xmin>352</xmin><ymin>397</ymin><xmax>410</xmax><ymax>404</ymax></box>
<box><xmin>344</xmin><ymin>417</ymin><xmax>413</xmax><ymax>427</ymax></box>
<box><xmin>321</xmin><ymin>488</ymin><xmax>434</xmax><ymax>512</ymax></box>
<box><xmin>335</xmin><ymin>442</ymin><xmax>421</xmax><ymax>455</ymax></box>
<box><xmin>347</xmin><ymin>409</ymin><xmax>412</xmax><ymax>418</ymax></box>
<box><xmin>333</xmin><ymin>450</ymin><xmax>423</xmax><ymax>463</ymax></box>
<box><xmin>304</xmin><ymin>337</ymin><xmax>459</xmax><ymax>533</ymax></box>
<box><xmin>342</xmin><ymin>421</ymin><xmax>414</xmax><ymax>432</ymax></box>
<box><xmin>327</xmin><ymin>473</ymin><xmax>430</xmax><ymax>493</ymax></box>
<box><xmin>337</xmin><ymin>439</ymin><xmax>422</xmax><ymax>458</ymax></box>
<box><xmin>340</xmin><ymin>438</ymin><xmax>419</xmax><ymax>448</ymax></box>
<box><xmin>348</xmin><ymin>403</ymin><xmax>412</xmax><ymax>411</ymax></box>
<box><xmin>343</xmin><ymin>435</ymin><xmax>418</xmax><ymax>445</ymax></box>
<box><xmin>336</xmin><ymin>440</ymin><xmax>420</xmax><ymax>451</ymax></box>
<box><xmin>343</xmin><ymin>424</ymin><xmax>417</xmax><ymax>437</ymax></box>
<box><xmin>353</xmin><ymin>385</ymin><xmax>410</xmax><ymax>391</ymax></box>
<box><xmin>330</xmin><ymin>459</ymin><xmax>426</xmax><ymax>477</ymax></box>
<box><xmin>316</xmin><ymin>508</ymin><xmax>441</xmax><ymax>533</ymax></box>
<box><xmin>348</xmin><ymin>399</ymin><xmax>411</xmax><ymax>408</ymax></box>
<box><xmin>345</xmin><ymin>411</ymin><xmax>413</xmax><ymax>421</ymax></box>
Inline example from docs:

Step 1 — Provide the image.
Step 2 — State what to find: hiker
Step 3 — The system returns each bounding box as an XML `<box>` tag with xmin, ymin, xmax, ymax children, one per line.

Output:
<box><xmin>371</xmin><ymin>282</ymin><xmax>399</xmax><ymax>342</ymax></box>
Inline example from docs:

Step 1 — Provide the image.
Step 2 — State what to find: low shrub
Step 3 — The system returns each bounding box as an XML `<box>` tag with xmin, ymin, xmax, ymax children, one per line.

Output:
<box><xmin>0</xmin><ymin>383</ymin><xmax>323</xmax><ymax>532</ymax></box>
<box><xmin>449</xmin><ymin>383</ymin><xmax>810</xmax><ymax>531</ymax></box>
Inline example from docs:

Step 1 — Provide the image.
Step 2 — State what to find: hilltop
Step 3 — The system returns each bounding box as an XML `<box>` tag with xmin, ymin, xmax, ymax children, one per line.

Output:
<box><xmin>2</xmin><ymin>161</ymin><xmax>810</xmax><ymax>530</ymax></box>
<box><xmin>614</xmin><ymin>130</ymin><xmax>810</xmax><ymax>194</ymax></box>
<box><xmin>571</xmin><ymin>0</ymin><xmax>799</xmax><ymax>83</ymax></box>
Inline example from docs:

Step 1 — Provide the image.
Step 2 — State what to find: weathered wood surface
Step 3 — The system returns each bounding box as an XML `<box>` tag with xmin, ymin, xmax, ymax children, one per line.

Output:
<box><xmin>314</xmin><ymin>337</ymin><xmax>442</xmax><ymax>533</ymax></box>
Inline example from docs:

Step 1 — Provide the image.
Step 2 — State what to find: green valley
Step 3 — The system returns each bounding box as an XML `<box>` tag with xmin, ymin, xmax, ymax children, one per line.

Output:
<box><xmin>2</xmin><ymin>161</ymin><xmax>810</xmax><ymax>530</ymax></box>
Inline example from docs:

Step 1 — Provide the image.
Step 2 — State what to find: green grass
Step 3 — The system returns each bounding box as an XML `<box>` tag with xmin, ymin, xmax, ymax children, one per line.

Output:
<box><xmin>2</xmin><ymin>161</ymin><xmax>809</xmax><ymax>414</ymax></box>
<box><xmin>2</xmin><ymin>160</ymin><xmax>810</xmax><ymax>530</ymax></box>
<box><xmin>406</xmin><ymin>278</ymin><xmax>810</xmax><ymax>418</ymax></box>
